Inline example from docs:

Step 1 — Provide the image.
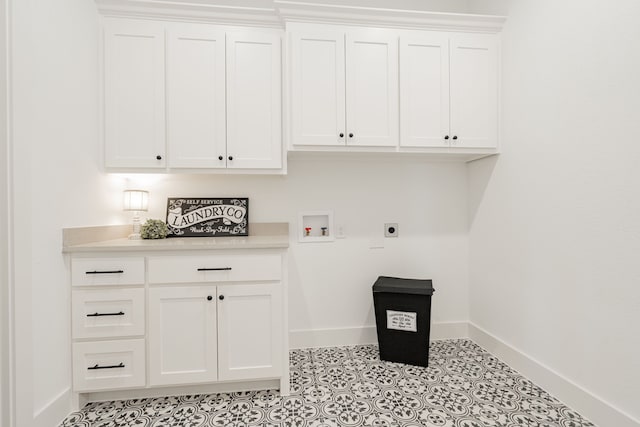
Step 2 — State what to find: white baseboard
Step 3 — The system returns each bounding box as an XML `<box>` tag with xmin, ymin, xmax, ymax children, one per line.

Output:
<box><xmin>469</xmin><ymin>322</ymin><xmax>640</xmax><ymax>427</ymax></box>
<box><xmin>289</xmin><ymin>321</ymin><xmax>468</xmax><ymax>349</ymax></box>
<box><xmin>33</xmin><ymin>387</ymin><xmax>73</xmax><ymax>427</ymax></box>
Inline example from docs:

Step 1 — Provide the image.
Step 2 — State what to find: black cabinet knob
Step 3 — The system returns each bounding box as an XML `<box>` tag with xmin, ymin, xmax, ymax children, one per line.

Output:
<box><xmin>156</xmin><ymin>155</ymin><xmax>162</xmax><ymax>160</ymax></box>
<box><xmin>219</xmin><ymin>295</ymin><xmax>224</xmax><ymax>301</ymax></box>
<box><xmin>228</xmin><ymin>156</ymin><xmax>233</xmax><ymax>161</ymax></box>
<box><xmin>339</xmin><ymin>133</ymin><xmax>344</xmax><ymax>138</ymax></box>
<box><xmin>349</xmin><ymin>133</ymin><xmax>354</xmax><ymax>138</ymax></box>
<box><xmin>444</xmin><ymin>135</ymin><xmax>450</xmax><ymax>140</ymax></box>
<box><xmin>207</xmin><ymin>296</ymin><xmax>213</xmax><ymax>301</ymax></box>
<box><xmin>218</xmin><ymin>155</ymin><xmax>223</xmax><ymax>161</ymax></box>
<box><xmin>452</xmin><ymin>135</ymin><xmax>458</xmax><ymax>140</ymax></box>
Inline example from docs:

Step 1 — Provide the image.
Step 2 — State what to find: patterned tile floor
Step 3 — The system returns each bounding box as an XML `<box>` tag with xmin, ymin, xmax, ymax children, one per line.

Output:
<box><xmin>60</xmin><ymin>339</ymin><xmax>596</xmax><ymax>427</ymax></box>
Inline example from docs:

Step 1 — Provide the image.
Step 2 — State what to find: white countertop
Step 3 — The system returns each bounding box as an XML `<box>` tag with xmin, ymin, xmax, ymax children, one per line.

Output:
<box><xmin>62</xmin><ymin>223</ymin><xmax>289</xmax><ymax>253</ymax></box>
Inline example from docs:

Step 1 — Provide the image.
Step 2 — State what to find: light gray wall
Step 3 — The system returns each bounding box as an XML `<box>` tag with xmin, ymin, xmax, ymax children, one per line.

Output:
<box><xmin>468</xmin><ymin>0</ymin><xmax>640</xmax><ymax>423</ymax></box>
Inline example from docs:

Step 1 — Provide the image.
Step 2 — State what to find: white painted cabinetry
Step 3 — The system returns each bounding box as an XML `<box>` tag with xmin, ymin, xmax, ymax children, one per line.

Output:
<box><xmin>291</xmin><ymin>30</ymin><xmax>398</xmax><ymax>147</ymax></box>
<box><xmin>103</xmin><ymin>19</ymin><xmax>283</xmax><ymax>171</ymax></box>
<box><xmin>400</xmin><ymin>33</ymin><xmax>499</xmax><ymax>149</ymax></box>
<box><xmin>104</xmin><ymin>19</ymin><xmax>166</xmax><ymax>168</ymax></box>
<box><xmin>69</xmin><ymin>248</ymin><xmax>288</xmax><ymax>397</ymax></box>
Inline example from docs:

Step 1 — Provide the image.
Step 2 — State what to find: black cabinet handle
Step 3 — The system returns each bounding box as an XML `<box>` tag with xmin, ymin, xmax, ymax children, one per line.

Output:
<box><xmin>87</xmin><ymin>311</ymin><xmax>125</xmax><ymax>317</ymax></box>
<box><xmin>444</xmin><ymin>135</ymin><xmax>450</xmax><ymax>140</ymax></box>
<box><xmin>219</xmin><ymin>295</ymin><xmax>224</xmax><ymax>301</ymax></box>
<box><xmin>85</xmin><ymin>270</ymin><xmax>124</xmax><ymax>275</ymax></box>
<box><xmin>218</xmin><ymin>155</ymin><xmax>223</xmax><ymax>161</ymax></box>
<box><xmin>88</xmin><ymin>362</ymin><xmax>125</xmax><ymax>370</ymax></box>
<box><xmin>339</xmin><ymin>133</ymin><xmax>344</xmax><ymax>138</ymax></box>
<box><xmin>349</xmin><ymin>133</ymin><xmax>354</xmax><ymax>138</ymax></box>
<box><xmin>228</xmin><ymin>156</ymin><xmax>233</xmax><ymax>161</ymax></box>
<box><xmin>197</xmin><ymin>267</ymin><xmax>232</xmax><ymax>272</ymax></box>
<box><xmin>156</xmin><ymin>155</ymin><xmax>162</xmax><ymax>160</ymax></box>
<box><xmin>207</xmin><ymin>295</ymin><xmax>213</xmax><ymax>301</ymax></box>
<box><xmin>452</xmin><ymin>135</ymin><xmax>458</xmax><ymax>140</ymax></box>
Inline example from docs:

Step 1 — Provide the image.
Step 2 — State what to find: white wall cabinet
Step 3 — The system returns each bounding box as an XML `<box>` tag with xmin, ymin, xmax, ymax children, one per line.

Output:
<box><xmin>291</xmin><ymin>30</ymin><xmax>399</xmax><ymax>147</ymax></box>
<box><xmin>103</xmin><ymin>19</ymin><xmax>283</xmax><ymax>171</ymax></box>
<box><xmin>104</xmin><ymin>19</ymin><xmax>166</xmax><ymax>168</ymax></box>
<box><xmin>400</xmin><ymin>33</ymin><xmax>498</xmax><ymax>149</ymax></box>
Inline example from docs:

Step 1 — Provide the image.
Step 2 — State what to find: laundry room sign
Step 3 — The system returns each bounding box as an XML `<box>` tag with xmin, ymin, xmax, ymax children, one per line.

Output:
<box><xmin>386</xmin><ymin>310</ymin><xmax>417</xmax><ymax>332</ymax></box>
<box><xmin>166</xmin><ymin>198</ymin><xmax>249</xmax><ymax>237</ymax></box>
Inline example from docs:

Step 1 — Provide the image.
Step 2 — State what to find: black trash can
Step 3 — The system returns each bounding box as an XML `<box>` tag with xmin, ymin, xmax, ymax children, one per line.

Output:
<box><xmin>372</xmin><ymin>276</ymin><xmax>434</xmax><ymax>367</ymax></box>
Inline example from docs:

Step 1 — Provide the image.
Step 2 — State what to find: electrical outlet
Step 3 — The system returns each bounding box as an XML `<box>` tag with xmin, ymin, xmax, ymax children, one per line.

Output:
<box><xmin>385</xmin><ymin>223</ymin><xmax>398</xmax><ymax>237</ymax></box>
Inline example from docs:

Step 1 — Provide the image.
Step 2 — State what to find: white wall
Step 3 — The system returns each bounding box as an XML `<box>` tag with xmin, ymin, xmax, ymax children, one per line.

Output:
<box><xmin>1</xmin><ymin>0</ymin><xmax>10</xmax><ymax>424</ymax></box>
<box><xmin>10</xmin><ymin>0</ymin><xmax>125</xmax><ymax>425</ymax></box>
<box><xmin>468</xmin><ymin>0</ymin><xmax>640</xmax><ymax>424</ymax></box>
<box><xmin>130</xmin><ymin>155</ymin><xmax>470</xmax><ymax>344</ymax></box>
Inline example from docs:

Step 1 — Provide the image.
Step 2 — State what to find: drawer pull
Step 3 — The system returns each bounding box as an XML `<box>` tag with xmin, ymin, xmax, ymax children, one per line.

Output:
<box><xmin>86</xmin><ymin>311</ymin><xmax>125</xmax><ymax>317</ymax></box>
<box><xmin>85</xmin><ymin>270</ymin><xmax>124</xmax><ymax>275</ymax></box>
<box><xmin>197</xmin><ymin>267</ymin><xmax>232</xmax><ymax>272</ymax></box>
<box><xmin>88</xmin><ymin>362</ymin><xmax>125</xmax><ymax>370</ymax></box>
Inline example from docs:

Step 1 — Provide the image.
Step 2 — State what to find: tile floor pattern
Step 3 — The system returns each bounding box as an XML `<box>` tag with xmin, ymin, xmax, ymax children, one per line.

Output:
<box><xmin>60</xmin><ymin>339</ymin><xmax>596</xmax><ymax>427</ymax></box>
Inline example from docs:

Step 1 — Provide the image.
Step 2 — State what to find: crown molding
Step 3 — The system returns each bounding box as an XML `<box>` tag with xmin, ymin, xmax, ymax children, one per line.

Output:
<box><xmin>274</xmin><ymin>1</ymin><xmax>506</xmax><ymax>33</ymax></box>
<box><xmin>94</xmin><ymin>0</ymin><xmax>507</xmax><ymax>32</ymax></box>
<box><xmin>95</xmin><ymin>0</ymin><xmax>283</xmax><ymax>28</ymax></box>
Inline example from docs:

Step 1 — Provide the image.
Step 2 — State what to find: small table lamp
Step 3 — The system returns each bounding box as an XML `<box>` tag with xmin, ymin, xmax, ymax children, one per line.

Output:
<box><xmin>123</xmin><ymin>190</ymin><xmax>149</xmax><ymax>240</ymax></box>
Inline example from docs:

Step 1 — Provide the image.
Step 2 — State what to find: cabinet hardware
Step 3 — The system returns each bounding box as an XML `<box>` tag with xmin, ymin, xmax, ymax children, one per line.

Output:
<box><xmin>349</xmin><ymin>133</ymin><xmax>354</xmax><ymax>138</ymax></box>
<box><xmin>88</xmin><ymin>362</ymin><xmax>125</xmax><ymax>370</ymax></box>
<box><xmin>156</xmin><ymin>155</ymin><xmax>162</xmax><ymax>160</ymax></box>
<box><xmin>207</xmin><ymin>296</ymin><xmax>213</xmax><ymax>301</ymax></box>
<box><xmin>228</xmin><ymin>156</ymin><xmax>233</xmax><ymax>161</ymax></box>
<box><xmin>452</xmin><ymin>135</ymin><xmax>458</xmax><ymax>140</ymax></box>
<box><xmin>444</xmin><ymin>135</ymin><xmax>449</xmax><ymax>140</ymax></box>
<box><xmin>219</xmin><ymin>295</ymin><xmax>225</xmax><ymax>301</ymax></box>
<box><xmin>85</xmin><ymin>270</ymin><xmax>124</xmax><ymax>275</ymax></box>
<box><xmin>218</xmin><ymin>155</ymin><xmax>223</xmax><ymax>161</ymax></box>
<box><xmin>197</xmin><ymin>267</ymin><xmax>232</xmax><ymax>271</ymax></box>
<box><xmin>339</xmin><ymin>133</ymin><xmax>344</xmax><ymax>138</ymax></box>
<box><xmin>86</xmin><ymin>311</ymin><xmax>125</xmax><ymax>317</ymax></box>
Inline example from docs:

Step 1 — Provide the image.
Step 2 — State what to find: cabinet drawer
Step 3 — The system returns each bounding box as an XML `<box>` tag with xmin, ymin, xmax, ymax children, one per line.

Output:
<box><xmin>72</xmin><ymin>339</ymin><xmax>145</xmax><ymax>392</ymax></box>
<box><xmin>72</xmin><ymin>288</ymin><xmax>145</xmax><ymax>339</ymax></box>
<box><xmin>71</xmin><ymin>257</ymin><xmax>145</xmax><ymax>286</ymax></box>
<box><xmin>148</xmin><ymin>253</ymin><xmax>281</xmax><ymax>284</ymax></box>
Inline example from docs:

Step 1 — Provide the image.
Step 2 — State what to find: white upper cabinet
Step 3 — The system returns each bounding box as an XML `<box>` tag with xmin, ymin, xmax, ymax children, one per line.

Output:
<box><xmin>290</xmin><ymin>30</ymin><xmax>399</xmax><ymax>148</ymax></box>
<box><xmin>400</xmin><ymin>32</ymin><xmax>498</xmax><ymax>149</ymax></box>
<box><xmin>291</xmin><ymin>33</ymin><xmax>346</xmax><ymax>146</ymax></box>
<box><xmin>449</xmin><ymin>34</ymin><xmax>498</xmax><ymax>148</ymax></box>
<box><xmin>104</xmin><ymin>19</ymin><xmax>166</xmax><ymax>168</ymax></box>
<box><xmin>226</xmin><ymin>33</ymin><xmax>282</xmax><ymax>169</ymax></box>
<box><xmin>346</xmin><ymin>32</ymin><xmax>399</xmax><ymax>147</ymax></box>
<box><xmin>167</xmin><ymin>25</ymin><xmax>226</xmax><ymax>169</ymax></box>
<box><xmin>399</xmin><ymin>34</ymin><xmax>450</xmax><ymax>148</ymax></box>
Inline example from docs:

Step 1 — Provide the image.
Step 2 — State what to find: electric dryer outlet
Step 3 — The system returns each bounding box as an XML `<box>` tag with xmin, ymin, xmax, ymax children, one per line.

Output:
<box><xmin>385</xmin><ymin>223</ymin><xmax>398</xmax><ymax>237</ymax></box>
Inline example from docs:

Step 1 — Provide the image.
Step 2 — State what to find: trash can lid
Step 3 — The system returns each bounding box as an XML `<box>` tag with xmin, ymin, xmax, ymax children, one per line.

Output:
<box><xmin>372</xmin><ymin>276</ymin><xmax>434</xmax><ymax>295</ymax></box>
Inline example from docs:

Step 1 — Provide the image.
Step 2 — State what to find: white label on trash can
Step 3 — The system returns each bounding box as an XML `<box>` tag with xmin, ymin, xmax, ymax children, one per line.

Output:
<box><xmin>386</xmin><ymin>310</ymin><xmax>417</xmax><ymax>332</ymax></box>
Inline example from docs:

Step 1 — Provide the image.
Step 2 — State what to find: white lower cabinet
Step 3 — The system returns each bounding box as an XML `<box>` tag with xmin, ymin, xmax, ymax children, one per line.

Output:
<box><xmin>148</xmin><ymin>286</ymin><xmax>218</xmax><ymax>386</ymax></box>
<box><xmin>217</xmin><ymin>283</ymin><xmax>282</xmax><ymax>381</ymax></box>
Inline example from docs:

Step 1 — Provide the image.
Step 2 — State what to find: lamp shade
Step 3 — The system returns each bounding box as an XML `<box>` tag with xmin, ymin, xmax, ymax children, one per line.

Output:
<box><xmin>123</xmin><ymin>190</ymin><xmax>149</xmax><ymax>212</ymax></box>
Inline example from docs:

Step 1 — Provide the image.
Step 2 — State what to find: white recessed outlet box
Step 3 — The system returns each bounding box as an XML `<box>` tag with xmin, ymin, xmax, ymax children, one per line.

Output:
<box><xmin>385</xmin><ymin>223</ymin><xmax>399</xmax><ymax>237</ymax></box>
<box><xmin>299</xmin><ymin>211</ymin><xmax>335</xmax><ymax>243</ymax></box>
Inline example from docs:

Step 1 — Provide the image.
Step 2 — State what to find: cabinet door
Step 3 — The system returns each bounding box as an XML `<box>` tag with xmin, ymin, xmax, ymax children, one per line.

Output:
<box><xmin>217</xmin><ymin>284</ymin><xmax>282</xmax><ymax>381</ymax></box>
<box><xmin>167</xmin><ymin>26</ymin><xmax>226</xmax><ymax>168</ymax></box>
<box><xmin>291</xmin><ymin>32</ymin><xmax>346</xmax><ymax>146</ymax></box>
<box><xmin>450</xmin><ymin>35</ymin><xmax>498</xmax><ymax>148</ymax></box>
<box><xmin>346</xmin><ymin>32</ymin><xmax>399</xmax><ymax>147</ymax></box>
<box><xmin>226</xmin><ymin>32</ymin><xmax>282</xmax><ymax>169</ymax></box>
<box><xmin>148</xmin><ymin>286</ymin><xmax>217</xmax><ymax>386</ymax></box>
<box><xmin>400</xmin><ymin>34</ymin><xmax>450</xmax><ymax>148</ymax></box>
<box><xmin>104</xmin><ymin>19</ymin><xmax>166</xmax><ymax>168</ymax></box>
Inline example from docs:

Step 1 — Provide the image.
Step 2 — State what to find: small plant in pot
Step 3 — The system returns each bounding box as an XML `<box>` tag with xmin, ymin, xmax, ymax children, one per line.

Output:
<box><xmin>140</xmin><ymin>219</ymin><xmax>168</xmax><ymax>239</ymax></box>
